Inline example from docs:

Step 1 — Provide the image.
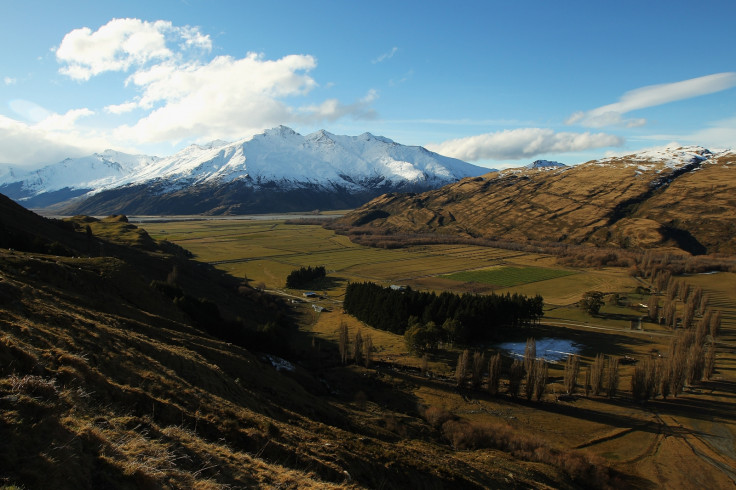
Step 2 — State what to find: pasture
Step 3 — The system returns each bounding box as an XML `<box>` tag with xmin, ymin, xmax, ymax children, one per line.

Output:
<box><xmin>441</xmin><ymin>265</ymin><xmax>577</xmax><ymax>287</ymax></box>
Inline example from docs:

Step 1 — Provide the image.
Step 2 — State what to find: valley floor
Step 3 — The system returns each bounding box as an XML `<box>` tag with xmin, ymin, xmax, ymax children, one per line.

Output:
<box><xmin>141</xmin><ymin>216</ymin><xmax>736</xmax><ymax>488</ymax></box>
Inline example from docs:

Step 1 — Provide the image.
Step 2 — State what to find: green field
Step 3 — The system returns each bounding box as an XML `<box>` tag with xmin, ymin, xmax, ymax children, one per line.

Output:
<box><xmin>440</xmin><ymin>265</ymin><xmax>577</xmax><ymax>287</ymax></box>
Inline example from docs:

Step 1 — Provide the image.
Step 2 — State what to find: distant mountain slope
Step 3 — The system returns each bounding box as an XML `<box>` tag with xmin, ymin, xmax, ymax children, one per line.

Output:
<box><xmin>0</xmin><ymin>126</ymin><xmax>489</xmax><ymax>215</ymax></box>
<box><xmin>333</xmin><ymin>146</ymin><xmax>736</xmax><ymax>254</ymax></box>
<box><xmin>0</xmin><ymin>150</ymin><xmax>159</xmax><ymax>208</ymax></box>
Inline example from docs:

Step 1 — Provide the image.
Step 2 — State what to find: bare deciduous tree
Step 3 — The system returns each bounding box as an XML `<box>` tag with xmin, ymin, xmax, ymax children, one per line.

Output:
<box><xmin>524</xmin><ymin>337</ymin><xmax>536</xmax><ymax>374</ymax></box>
<box><xmin>533</xmin><ymin>359</ymin><xmax>547</xmax><ymax>401</ymax></box>
<box><xmin>607</xmin><ymin>357</ymin><xmax>620</xmax><ymax>398</ymax></box>
<box><xmin>471</xmin><ymin>351</ymin><xmax>485</xmax><ymax>389</ymax></box>
<box><xmin>647</xmin><ymin>294</ymin><xmax>659</xmax><ymax>321</ymax></box>
<box><xmin>563</xmin><ymin>354</ymin><xmax>580</xmax><ymax>395</ymax></box>
<box><xmin>337</xmin><ymin>322</ymin><xmax>349</xmax><ymax>365</ymax></box>
<box><xmin>455</xmin><ymin>350</ymin><xmax>469</xmax><ymax>388</ymax></box>
<box><xmin>353</xmin><ymin>330</ymin><xmax>363</xmax><ymax>366</ymax></box>
<box><xmin>686</xmin><ymin>344</ymin><xmax>704</xmax><ymax>385</ymax></box>
<box><xmin>364</xmin><ymin>334</ymin><xmax>373</xmax><ymax>367</ymax></box>
<box><xmin>704</xmin><ymin>342</ymin><xmax>716</xmax><ymax>380</ymax></box>
<box><xmin>590</xmin><ymin>353</ymin><xmax>605</xmax><ymax>396</ymax></box>
<box><xmin>508</xmin><ymin>359</ymin><xmax>524</xmax><ymax>398</ymax></box>
<box><xmin>487</xmin><ymin>352</ymin><xmax>502</xmax><ymax>396</ymax></box>
<box><xmin>710</xmin><ymin>310</ymin><xmax>722</xmax><ymax>338</ymax></box>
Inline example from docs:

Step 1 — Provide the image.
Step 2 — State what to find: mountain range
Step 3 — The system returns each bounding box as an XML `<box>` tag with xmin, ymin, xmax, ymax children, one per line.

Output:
<box><xmin>332</xmin><ymin>145</ymin><xmax>736</xmax><ymax>255</ymax></box>
<box><xmin>0</xmin><ymin>126</ymin><xmax>488</xmax><ymax>215</ymax></box>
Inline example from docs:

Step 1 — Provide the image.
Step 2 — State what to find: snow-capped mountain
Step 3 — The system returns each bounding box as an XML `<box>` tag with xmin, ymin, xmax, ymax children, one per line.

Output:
<box><xmin>103</xmin><ymin>125</ymin><xmax>486</xmax><ymax>191</ymax></box>
<box><xmin>0</xmin><ymin>126</ymin><xmax>489</xmax><ymax>214</ymax></box>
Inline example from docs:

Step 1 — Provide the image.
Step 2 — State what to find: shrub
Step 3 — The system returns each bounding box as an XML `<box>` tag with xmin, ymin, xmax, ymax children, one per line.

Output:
<box><xmin>150</xmin><ymin>279</ymin><xmax>184</xmax><ymax>300</ymax></box>
<box><xmin>421</xmin><ymin>405</ymin><xmax>455</xmax><ymax>428</ymax></box>
<box><xmin>580</xmin><ymin>291</ymin><xmax>604</xmax><ymax>315</ymax></box>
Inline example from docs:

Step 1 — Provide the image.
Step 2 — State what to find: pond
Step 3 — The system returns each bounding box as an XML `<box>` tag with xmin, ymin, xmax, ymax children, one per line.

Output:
<box><xmin>495</xmin><ymin>338</ymin><xmax>582</xmax><ymax>363</ymax></box>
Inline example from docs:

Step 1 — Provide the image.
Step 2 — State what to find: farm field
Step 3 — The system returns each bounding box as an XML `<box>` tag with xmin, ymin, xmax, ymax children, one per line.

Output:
<box><xmin>441</xmin><ymin>265</ymin><xmax>577</xmax><ymax>287</ymax></box>
<box><xmin>142</xmin><ymin>217</ymin><xmax>736</xmax><ymax>488</ymax></box>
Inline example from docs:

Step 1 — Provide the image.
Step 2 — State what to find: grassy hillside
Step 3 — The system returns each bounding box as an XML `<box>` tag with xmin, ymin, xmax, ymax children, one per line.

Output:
<box><xmin>331</xmin><ymin>148</ymin><xmax>736</xmax><ymax>255</ymax></box>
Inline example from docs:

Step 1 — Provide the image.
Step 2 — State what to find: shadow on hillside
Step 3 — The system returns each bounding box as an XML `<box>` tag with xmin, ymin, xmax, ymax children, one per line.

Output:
<box><xmin>306</xmin><ymin>275</ymin><xmax>346</xmax><ymax>292</ymax></box>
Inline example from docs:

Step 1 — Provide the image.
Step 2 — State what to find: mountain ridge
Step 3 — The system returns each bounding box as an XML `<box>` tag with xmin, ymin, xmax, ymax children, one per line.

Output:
<box><xmin>332</xmin><ymin>145</ymin><xmax>736</xmax><ymax>255</ymax></box>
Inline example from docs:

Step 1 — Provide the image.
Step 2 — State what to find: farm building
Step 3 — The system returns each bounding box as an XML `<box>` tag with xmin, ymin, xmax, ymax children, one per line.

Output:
<box><xmin>303</xmin><ymin>292</ymin><xmax>317</xmax><ymax>298</ymax></box>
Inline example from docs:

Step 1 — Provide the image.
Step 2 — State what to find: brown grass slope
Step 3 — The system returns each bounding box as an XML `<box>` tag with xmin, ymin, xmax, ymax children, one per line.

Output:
<box><xmin>333</xmin><ymin>148</ymin><xmax>736</xmax><ymax>255</ymax></box>
<box><xmin>0</xmin><ymin>194</ymin><xmax>591</xmax><ymax>489</ymax></box>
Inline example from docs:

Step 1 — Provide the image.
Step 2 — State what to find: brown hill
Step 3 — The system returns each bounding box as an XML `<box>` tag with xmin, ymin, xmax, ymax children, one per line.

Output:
<box><xmin>333</xmin><ymin>147</ymin><xmax>736</xmax><ymax>255</ymax></box>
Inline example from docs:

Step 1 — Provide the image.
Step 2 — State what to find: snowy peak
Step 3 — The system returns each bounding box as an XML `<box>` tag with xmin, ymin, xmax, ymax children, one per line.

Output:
<box><xmin>593</xmin><ymin>145</ymin><xmax>718</xmax><ymax>170</ymax></box>
<box><xmin>525</xmin><ymin>160</ymin><xmax>566</xmax><ymax>169</ymax></box>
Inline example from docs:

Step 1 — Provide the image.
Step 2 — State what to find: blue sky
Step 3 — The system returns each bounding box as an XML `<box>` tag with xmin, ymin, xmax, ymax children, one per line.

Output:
<box><xmin>1</xmin><ymin>0</ymin><xmax>734</xmax><ymax>169</ymax></box>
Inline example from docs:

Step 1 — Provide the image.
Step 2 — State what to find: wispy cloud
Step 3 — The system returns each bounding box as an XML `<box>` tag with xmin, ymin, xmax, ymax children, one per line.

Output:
<box><xmin>389</xmin><ymin>69</ymin><xmax>413</xmax><ymax>86</ymax></box>
<box><xmin>567</xmin><ymin>72</ymin><xmax>736</xmax><ymax>128</ymax></box>
<box><xmin>426</xmin><ymin>128</ymin><xmax>623</xmax><ymax>161</ymax></box>
<box><xmin>372</xmin><ymin>46</ymin><xmax>398</xmax><ymax>64</ymax></box>
<box><xmin>4</xmin><ymin>77</ymin><xmax>16</xmax><ymax>85</ymax></box>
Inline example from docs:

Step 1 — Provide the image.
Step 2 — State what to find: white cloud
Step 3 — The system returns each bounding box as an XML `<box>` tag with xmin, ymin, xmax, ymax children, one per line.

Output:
<box><xmin>112</xmin><ymin>52</ymin><xmax>322</xmax><ymax>143</ymax></box>
<box><xmin>0</xmin><ymin>114</ymin><xmax>104</xmax><ymax>165</ymax></box>
<box><xmin>36</xmin><ymin>108</ymin><xmax>95</xmax><ymax>131</ymax></box>
<box><xmin>4</xmin><ymin>77</ymin><xmax>16</xmax><ymax>85</ymax></box>
<box><xmin>105</xmin><ymin>101</ymin><xmax>139</xmax><ymax>114</ymax></box>
<box><xmin>426</xmin><ymin>128</ymin><xmax>623</xmax><ymax>161</ymax></box>
<box><xmin>372</xmin><ymin>47</ymin><xmax>398</xmax><ymax>64</ymax></box>
<box><xmin>55</xmin><ymin>18</ymin><xmax>210</xmax><ymax>80</ymax></box>
<box><xmin>51</xmin><ymin>18</ymin><xmax>379</xmax><ymax>148</ymax></box>
<box><xmin>567</xmin><ymin>72</ymin><xmax>736</xmax><ymax>128</ymax></box>
<box><xmin>298</xmin><ymin>89</ymin><xmax>378</xmax><ymax>122</ymax></box>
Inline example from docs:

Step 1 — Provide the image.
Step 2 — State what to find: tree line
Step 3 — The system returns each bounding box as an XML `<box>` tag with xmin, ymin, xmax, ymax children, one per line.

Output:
<box><xmin>343</xmin><ymin>282</ymin><xmax>543</xmax><ymax>343</ymax></box>
<box><xmin>285</xmin><ymin>265</ymin><xmax>326</xmax><ymax>288</ymax></box>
